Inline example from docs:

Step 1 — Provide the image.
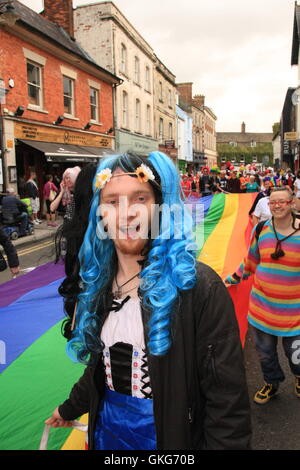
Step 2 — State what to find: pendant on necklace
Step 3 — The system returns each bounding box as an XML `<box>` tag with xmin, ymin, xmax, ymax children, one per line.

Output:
<box><xmin>113</xmin><ymin>289</ymin><xmax>122</xmax><ymax>300</ymax></box>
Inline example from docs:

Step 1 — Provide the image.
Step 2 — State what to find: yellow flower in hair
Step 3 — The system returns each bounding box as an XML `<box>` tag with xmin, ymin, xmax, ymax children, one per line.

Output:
<box><xmin>95</xmin><ymin>168</ymin><xmax>112</xmax><ymax>189</ymax></box>
<box><xmin>135</xmin><ymin>164</ymin><xmax>155</xmax><ymax>183</ymax></box>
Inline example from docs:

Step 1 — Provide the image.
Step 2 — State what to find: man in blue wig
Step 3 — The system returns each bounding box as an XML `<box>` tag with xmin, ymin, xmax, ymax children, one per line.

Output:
<box><xmin>46</xmin><ymin>151</ymin><xmax>251</xmax><ymax>450</ymax></box>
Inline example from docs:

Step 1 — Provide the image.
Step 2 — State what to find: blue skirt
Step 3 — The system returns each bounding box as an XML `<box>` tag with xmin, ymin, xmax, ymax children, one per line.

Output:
<box><xmin>94</xmin><ymin>388</ymin><xmax>157</xmax><ymax>450</ymax></box>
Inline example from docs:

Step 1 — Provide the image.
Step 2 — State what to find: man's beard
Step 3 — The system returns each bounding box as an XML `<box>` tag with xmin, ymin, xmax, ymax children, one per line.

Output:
<box><xmin>114</xmin><ymin>237</ymin><xmax>148</xmax><ymax>255</ymax></box>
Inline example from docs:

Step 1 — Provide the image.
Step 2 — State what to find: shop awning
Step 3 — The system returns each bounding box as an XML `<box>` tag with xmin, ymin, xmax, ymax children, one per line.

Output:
<box><xmin>17</xmin><ymin>140</ymin><xmax>115</xmax><ymax>162</ymax></box>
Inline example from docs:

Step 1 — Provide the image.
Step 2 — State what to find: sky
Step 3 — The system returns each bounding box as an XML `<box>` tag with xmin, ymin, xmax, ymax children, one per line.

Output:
<box><xmin>19</xmin><ymin>0</ymin><xmax>298</xmax><ymax>133</ymax></box>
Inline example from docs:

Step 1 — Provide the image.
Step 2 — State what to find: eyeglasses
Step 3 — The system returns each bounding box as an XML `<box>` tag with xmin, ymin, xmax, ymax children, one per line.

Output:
<box><xmin>268</xmin><ymin>200</ymin><xmax>292</xmax><ymax>207</ymax></box>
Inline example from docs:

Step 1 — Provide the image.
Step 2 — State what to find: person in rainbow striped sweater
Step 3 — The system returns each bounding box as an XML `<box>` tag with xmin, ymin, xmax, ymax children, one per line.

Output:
<box><xmin>225</xmin><ymin>186</ymin><xmax>300</xmax><ymax>404</ymax></box>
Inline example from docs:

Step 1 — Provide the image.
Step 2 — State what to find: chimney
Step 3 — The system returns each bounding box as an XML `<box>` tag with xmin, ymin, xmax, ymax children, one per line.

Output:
<box><xmin>193</xmin><ymin>94</ymin><xmax>205</xmax><ymax>108</ymax></box>
<box><xmin>177</xmin><ymin>83</ymin><xmax>193</xmax><ymax>105</ymax></box>
<box><xmin>42</xmin><ymin>0</ymin><xmax>74</xmax><ymax>38</ymax></box>
<box><xmin>241</xmin><ymin>122</ymin><xmax>246</xmax><ymax>133</ymax></box>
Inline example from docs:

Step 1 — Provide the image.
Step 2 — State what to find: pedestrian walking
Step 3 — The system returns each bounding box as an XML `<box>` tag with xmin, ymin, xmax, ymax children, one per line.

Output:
<box><xmin>45</xmin><ymin>151</ymin><xmax>251</xmax><ymax>450</ymax></box>
<box><xmin>225</xmin><ymin>186</ymin><xmax>300</xmax><ymax>404</ymax></box>
<box><xmin>0</xmin><ymin>227</ymin><xmax>20</xmax><ymax>276</ymax></box>
<box><xmin>43</xmin><ymin>175</ymin><xmax>58</xmax><ymax>227</ymax></box>
<box><xmin>199</xmin><ymin>166</ymin><xmax>214</xmax><ymax>196</ymax></box>
<box><xmin>227</xmin><ymin>170</ymin><xmax>241</xmax><ymax>193</ymax></box>
<box><xmin>294</xmin><ymin>170</ymin><xmax>300</xmax><ymax>199</ymax></box>
<box><xmin>246</xmin><ymin>176</ymin><xmax>260</xmax><ymax>193</ymax></box>
<box><xmin>25</xmin><ymin>170</ymin><xmax>41</xmax><ymax>225</ymax></box>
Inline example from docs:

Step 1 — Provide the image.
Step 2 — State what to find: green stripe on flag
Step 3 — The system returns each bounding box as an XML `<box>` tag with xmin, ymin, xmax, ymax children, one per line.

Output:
<box><xmin>0</xmin><ymin>321</ymin><xmax>84</xmax><ymax>450</ymax></box>
<box><xmin>196</xmin><ymin>193</ymin><xmax>225</xmax><ymax>256</ymax></box>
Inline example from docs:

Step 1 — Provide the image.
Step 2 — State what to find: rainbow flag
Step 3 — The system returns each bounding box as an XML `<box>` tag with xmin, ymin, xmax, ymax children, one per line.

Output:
<box><xmin>0</xmin><ymin>193</ymin><xmax>256</xmax><ymax>450</ymax></box>
<box><xmin>188</xmin><ymin>192</ymin><xmax>256</xmax><ymax>345</ymax></box>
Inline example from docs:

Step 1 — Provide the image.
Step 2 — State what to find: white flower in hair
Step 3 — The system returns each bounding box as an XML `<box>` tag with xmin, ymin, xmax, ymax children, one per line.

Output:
<box><xmin>95</xmin><ymin>168</ymin><xmax>112</xmax><ymax>189</ymax></box>
<box><xmin>135</xmin><ymin>164</ymin><xmax>155</xmax><ymax>183</ymax></box>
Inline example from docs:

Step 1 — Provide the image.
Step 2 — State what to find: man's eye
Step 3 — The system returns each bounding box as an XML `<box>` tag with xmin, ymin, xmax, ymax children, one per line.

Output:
<box><xmin>137</xmin><ymin>197</ymin><xmax>146</xmax><ymax>202</ymax></box>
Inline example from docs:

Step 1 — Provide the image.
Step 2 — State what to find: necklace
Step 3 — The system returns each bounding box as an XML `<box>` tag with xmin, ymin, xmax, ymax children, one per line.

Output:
<box><xmin>271</xmin><ymin>217</ymin><xmax>299</xmax><ymax>259</ymax></box>
<box><xmin>113</xmin><ymin>272</ymin><xmax>140</xmax><ymax>299</ymax></box>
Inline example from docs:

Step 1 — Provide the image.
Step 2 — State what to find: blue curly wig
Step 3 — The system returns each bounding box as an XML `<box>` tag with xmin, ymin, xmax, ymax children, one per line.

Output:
<box><xmin>66</xmin><ymin>151</ymin><xmax>197</xmax><ymax>364</ymax></box>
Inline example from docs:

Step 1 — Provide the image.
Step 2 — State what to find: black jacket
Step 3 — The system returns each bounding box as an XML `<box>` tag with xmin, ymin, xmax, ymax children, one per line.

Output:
<box><xmin>0</xmin><ymin>228</ymin><xmax>19</xmax><ymax>268</ymax></box>
<box><xmin>1</xmin><ymin>195</ymin><xmax>28</xmax><ymax>223</ymax></box>
<box><xmin>58</xmin><ymin>263</ymin><xmax>252</xmax><ymax>450</ymax></box>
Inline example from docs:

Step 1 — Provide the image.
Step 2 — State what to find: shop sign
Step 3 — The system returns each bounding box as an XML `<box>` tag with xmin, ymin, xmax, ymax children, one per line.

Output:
<box><xmin>165</xmin><ymin>140</ymin><xmax>175</xmax><ymax>148</ymax></box>
<box><xmin>284</xmin><ymin>132</ymin><xmax>297</xmax><ymax>141</ymax></box>
<box><xmin>283</xmin><ymin>140</ymin><xmax>290</xmax><ymax>155</ymax></box>
<box><xmin>14</xmin><ymin>122</ymin><xmax>113</xmax><ymax>148</ymax></box>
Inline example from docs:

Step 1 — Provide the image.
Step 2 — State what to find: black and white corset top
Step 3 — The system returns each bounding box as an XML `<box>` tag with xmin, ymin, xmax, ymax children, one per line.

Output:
<box><xmin>101</xmin><ymin>297</ymin><xmax>153</xmax><ymax>399</ymax></box>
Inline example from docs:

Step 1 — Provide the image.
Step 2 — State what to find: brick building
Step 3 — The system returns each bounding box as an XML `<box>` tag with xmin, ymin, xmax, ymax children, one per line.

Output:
<box><xmin>0</xmin><ymin>0</ymin><xmax>120</xmax><ymax>202</ymax></box>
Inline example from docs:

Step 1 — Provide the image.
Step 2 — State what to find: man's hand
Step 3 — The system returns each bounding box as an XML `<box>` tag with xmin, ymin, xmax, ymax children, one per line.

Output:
<box><xmin>10</xmin><ymin>266</ymin><xmax>20</xmax><ymax>276</ymax></box>
<box><xmin>45</xmin><ymin>407</ymin><xmax>74</xmax><ymax>428</ymax></box>
<box><xmin>224</xmin><ymin>274</ymin><xmax>240</xmax><ymax>285</ymax></box>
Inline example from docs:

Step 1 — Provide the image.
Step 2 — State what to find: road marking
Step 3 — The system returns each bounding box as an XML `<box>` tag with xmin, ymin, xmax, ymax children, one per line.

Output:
<box><xmin>17</xmin><ymin>240</ymin><xmax>54</xmax><ymax>257</ymax></box>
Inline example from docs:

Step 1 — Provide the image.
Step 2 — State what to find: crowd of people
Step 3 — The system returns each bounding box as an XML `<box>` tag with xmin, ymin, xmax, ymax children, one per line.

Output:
<box><xmin>180</xmin><ymin>164</ymin><xmax>300</xmax><ymax>199</ymax></box>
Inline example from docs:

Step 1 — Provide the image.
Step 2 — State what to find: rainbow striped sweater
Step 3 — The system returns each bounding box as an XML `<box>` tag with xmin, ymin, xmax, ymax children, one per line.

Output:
<box><xmin>236</xmin><ymin>220</ymin><xmax>300</xmax><ymax>336</ymax></box>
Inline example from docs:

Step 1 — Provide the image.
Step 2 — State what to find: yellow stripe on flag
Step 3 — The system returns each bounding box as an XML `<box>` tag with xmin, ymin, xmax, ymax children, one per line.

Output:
<box><xmin>198</xmin><ymin>194</ymin><xmax>239</xmax><ymax>276</ymax></box>
<box><xmin>60</xmin><ymin>414</ymin><xmax>89</xmax><ymax>450</ymax></box>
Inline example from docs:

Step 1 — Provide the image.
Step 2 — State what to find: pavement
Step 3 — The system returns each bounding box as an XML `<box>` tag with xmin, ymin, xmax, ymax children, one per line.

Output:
<box><xmin>12</xmin><ymin>217</ymin><xmax>64</xmax><ymax>249</ymax></box>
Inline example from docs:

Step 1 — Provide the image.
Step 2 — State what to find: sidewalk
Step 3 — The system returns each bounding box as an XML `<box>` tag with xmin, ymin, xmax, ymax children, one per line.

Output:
<box><xmin>12</xmin><ymin>217</ymin><xmax>64</xmax><ymax>249</ymax></box>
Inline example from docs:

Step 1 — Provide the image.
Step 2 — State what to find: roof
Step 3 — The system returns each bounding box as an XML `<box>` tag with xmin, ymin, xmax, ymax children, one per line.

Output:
<box><xmin>217</xmin><ymin>132</ymin><xmax>273</xmax><ymax>144</ymax></box>
<box><xmin>291</xmin><ymin>3</ymin><xmax>300</xmax><ymax>66</ymax></box>
<box><xmin>0</xmin><ymin>0</ymin><xmax>120</xmax><ymax>83</ymax></box>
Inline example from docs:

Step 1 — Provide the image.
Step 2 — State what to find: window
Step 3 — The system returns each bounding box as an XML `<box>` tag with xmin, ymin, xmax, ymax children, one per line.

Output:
<box><xmin>250</xmin><ymin>141</ymin><xmax>256</xmax><ymax>147</ymax></box>
<box><xmin>135</xmin><ymin>99</ymin><xmax>141</xmax><ymax>132</ymax></box>
<box><xmin>122</xmin><ymin>91</ymin><xmax>128</xmax><ymax>128</ymax></box>
<box><xmin>27</xmin><ymin>62</ymin><xmax>42</xmax><ymax>106</ymax></box>
<box><xmin>169</xmin><ymin>122</ymin><xmax>173</xmax><ymax>139</ymax></box>
<box><xmin>229</xmin><ymin>141</ymin><xmax>237</xmax><ymax>147</ymax></box>
<box><xmin>159</xmin><ymin>118</ymin><xmax>164</xmax><ymax>142</ymax></box>
<box><xmin>159</xmin><ymin>81</ymin><xmax>163</xmax><ymax>101</ymax></box>
<box><xmin>63</xmin><ymin>76</ymin><xmax>74</xmax><ymax>115</ymax></box>
<box><xmin>168</xmin><ymin>89</ymin><xmax>172</xmax><ymax>108</ymax></box>
<box><xmin>146</xmin><ymin>105</ymin><xmax>151</xmax><ymax>135</ymax></box>
<box><xmin>120</xmin><ymin>44</ymin><xmax>127</xmax><ymax>74</ymax></box>
<box><xmin>145</xmin><ymin>66</ymin><xmax>150</xmax><ymax>92</ymax></box>
<box><xmin>90</xmin><ymin>87</ymin><xmax>99</xmax><ymax>122</ymax></box>
<box><xmin>134</xmin><ymin>56</ymin><xmax>140</xmax><ymax>84</ymax></box>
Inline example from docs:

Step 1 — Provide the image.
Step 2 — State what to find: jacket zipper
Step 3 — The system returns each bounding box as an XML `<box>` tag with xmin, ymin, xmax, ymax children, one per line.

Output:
<box><xmin>206</xmin><ymin>344</ymin><xmax>220</xmax><ymax>385</ymax></box>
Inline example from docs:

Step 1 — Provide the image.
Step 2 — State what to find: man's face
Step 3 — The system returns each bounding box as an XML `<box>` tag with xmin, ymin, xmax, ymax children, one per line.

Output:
<box><xmin>269</xmin><ymin>190</ymin><xmax>293</xmax><ymax>220</ymax></box>
<box><xmin>202</xmin><ymin>169</ymin><xmax>208</xmax><ymax>175</ymax></box>
<box><xmin>100</xmin><ymin>169</ymin><xmax>156</xmax><ymax>255</ymax></box>
<box><xmin>264</xmin><ymin>181</ymin><xmax>271</xmax><ymax>189</ymax></box>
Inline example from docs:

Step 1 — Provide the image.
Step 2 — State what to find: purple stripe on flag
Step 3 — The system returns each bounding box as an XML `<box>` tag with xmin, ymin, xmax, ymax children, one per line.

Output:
<box><xmin>0</xmin><ymin>262</ymin><xmax>65</xmax><ymax>307</ymax></box>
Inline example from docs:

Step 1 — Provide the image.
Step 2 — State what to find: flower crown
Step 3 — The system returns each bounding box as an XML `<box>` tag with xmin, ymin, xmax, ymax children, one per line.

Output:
<box><xmin>95</xmin><ymin>164</ymin><xmax>156</xmax><ymax>190</ymax></box>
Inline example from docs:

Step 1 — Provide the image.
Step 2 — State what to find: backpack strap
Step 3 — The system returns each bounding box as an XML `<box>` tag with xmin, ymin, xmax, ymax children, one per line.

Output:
<box><xmin>255</xmin><ymin>220</ymin><xmax>267</xmax><ymax>241</ymax></box>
